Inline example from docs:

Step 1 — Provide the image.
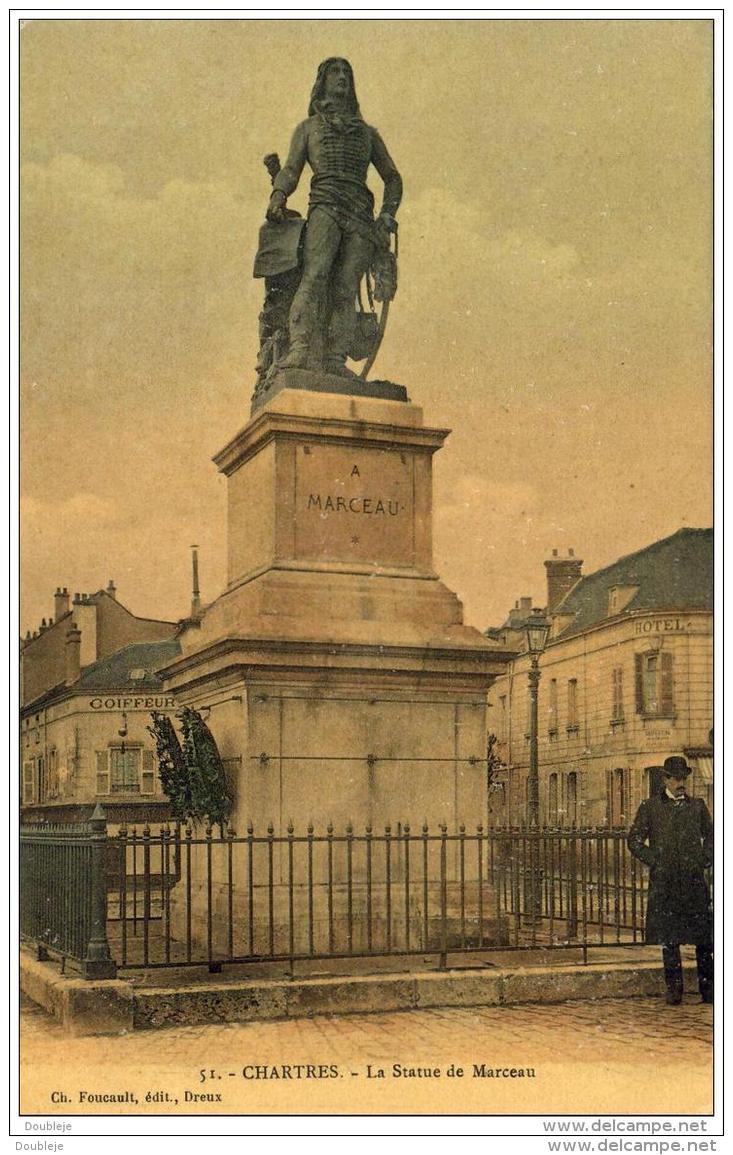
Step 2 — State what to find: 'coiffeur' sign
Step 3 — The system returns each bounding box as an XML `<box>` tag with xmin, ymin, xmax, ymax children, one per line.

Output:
<box><xmin>88</xmin><ymin>697</ymin><xmax>175</xmax><ymax>710</ymax></box>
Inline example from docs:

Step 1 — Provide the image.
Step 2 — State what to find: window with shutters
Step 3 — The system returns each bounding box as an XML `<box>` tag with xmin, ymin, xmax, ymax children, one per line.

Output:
<box><xmin>141</xmin><ymin>749</ymin><xmax>156</xmax><ymax>794</ymax></box>
<box><xmin>644</xmin><ymin>765</ymin><xmax>665</xmax><ymax>798</ymax></box>
<box><xmin>634</xmin><ymin>651</ymin><xmax>675</xmax><ymax>716</ymax></box>
<box><xmin>548</xmin><ymin>679</ymin><xmax>558</xmax><ymax>737</ymax></box>
<box><xmin>611</xmin><ymin>666</ymin><xmax>624</xmax><ymax>724</ymax></box>
<box><xmin>96</xmin><ymin>747</ymin><xmax>157</xmax><ymax>795</ymax></box>
<box><xmin>110</xmin><ymin>747</ymin><xmax>140</xmax><ymax>793</ymax></box>
<box><xmin>548</xmin><ymin>773</ymin><xmax>559</xmax><ymax>825</ymax></box>
<box><xmin>95</xmin><ymin>749</ymin><xmax>110</xmax><ymax>794</ymax></box>
<box><xmin>608</xmin><ymin>767</ymin><xmax>628</xmax><ymax>826</ymax></box>
<box><xmin>567</xmin><ymin>679</ymin><xmax>579</xmax><ymax>732</ymax></box>
<box><xmin>47</xmin><ymin>748</ymin><xmax>59</xmax><ymax>799</ymax></box>
<box><xmin>498</xmin><ymin>695</ymin><xmax>507</xmax><ymax>741</ymax></box>
<box><xmin>22</xmin><ymin>761</ymin><xmax>35</xmax><ymax>804</ymax></box>
<box><xmin>566</xmin><ymin>772</ymin><xmax>578</xmax><ymax>826</ymax></box>
<box><xmin>643</xmin><ymin>654</ymin><xmax>659</xmax><ymax>710</ymax></box>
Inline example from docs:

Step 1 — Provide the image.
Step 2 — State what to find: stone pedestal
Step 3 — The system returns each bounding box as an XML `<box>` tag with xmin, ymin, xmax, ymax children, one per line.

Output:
<box><xmin>161</xmin><ymin>387</ymin><xmax>511</xmax><ymax>838</ymax></box>
<box><xmin>251</xmin><ymin>365</ymin><xmax>409</xmax><ymax>414</ymax></box>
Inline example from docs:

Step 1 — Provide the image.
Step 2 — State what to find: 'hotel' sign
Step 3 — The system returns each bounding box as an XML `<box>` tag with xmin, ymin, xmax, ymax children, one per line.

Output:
<box><xmin>633</xmin><ymin>618</ymin><xmax>692</xmax><ymax>635</ymax></box>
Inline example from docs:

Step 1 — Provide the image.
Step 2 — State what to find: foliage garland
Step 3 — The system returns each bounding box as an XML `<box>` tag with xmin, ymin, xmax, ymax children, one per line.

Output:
<box><xmin>147</xmin><ymin>706</ymin><xmax>233</xmax><ymax>829</ymax></box>
<box><xmin>178</xmin><ymin>705</ymin><xmax>233</xmax><ymax>829</ymax></box>
<box><xmin>147</xmin><ymin>711</ymin><xmax>191</xmax><ymax>822</ymax></box>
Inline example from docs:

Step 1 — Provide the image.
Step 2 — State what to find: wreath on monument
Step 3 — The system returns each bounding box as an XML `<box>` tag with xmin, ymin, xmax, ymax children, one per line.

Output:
<box><xmin>486</xmin><ymin>732</ymin><xmax>505</xmax><ymax>796</ymax></box>
<box><xmin>147</xmin><ymin>707</ymin><xmax>233</xmax><ymax>829</ymax></box>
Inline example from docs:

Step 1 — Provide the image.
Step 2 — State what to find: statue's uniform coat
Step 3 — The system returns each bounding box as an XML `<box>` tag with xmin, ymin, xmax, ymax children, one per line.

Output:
<box><xmin>273</xmin><ymin>113</ymin><xmax>402</xmax><ymax>230</ymax></box>
<box><xmin>271</xmin><ymin>104</ymin><xmax>402</xmax><ymax>370</ymax></box>
<box><xmin>627</xmin><ymin>793</ymin><xmax>713</xmax><ymax>945</ymax></box>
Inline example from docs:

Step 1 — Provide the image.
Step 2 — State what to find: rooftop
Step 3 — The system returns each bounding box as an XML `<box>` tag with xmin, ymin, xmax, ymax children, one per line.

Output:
<box><xmin>75</xmin><ymin>639</ymin><xmax>182</xmax><ymax>690</ymax></box>
<box><xmin>21</xmin><ymin>639</ymin><xmax>181</xmax><ymax>712</ymax></box>
<box><xmin>552</xmin><ymin>527</ymin><xmax>712</xmax><ymax>639</ymax></box>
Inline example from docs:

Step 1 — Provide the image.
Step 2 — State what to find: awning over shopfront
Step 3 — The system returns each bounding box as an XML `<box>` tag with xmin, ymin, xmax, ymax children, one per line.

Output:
<box><xmin>684</xmin><ymin>746</ymin><xmax>713</xmax><ymax>782</ymax></box>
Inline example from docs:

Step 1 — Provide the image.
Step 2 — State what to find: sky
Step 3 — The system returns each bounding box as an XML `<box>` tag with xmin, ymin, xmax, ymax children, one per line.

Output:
<box><xmin>20</xmin><ymin>17</ymin><xmax>713</xmax><ymax>635</ymax></box>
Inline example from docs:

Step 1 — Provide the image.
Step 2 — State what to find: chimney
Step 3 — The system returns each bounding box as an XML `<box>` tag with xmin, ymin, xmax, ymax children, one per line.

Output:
<box><xmin>106</xmin><ymin>580</ymin><xmax>117</xmax><ymax>600</ymax></box>
<box><xmin>65</xmin><ymin>625</ymin><xmax>82</xmax><ymax>684</ymax></box>
<box><xmin>545</xmin><ymin>549</ymin><xmax>583</xmax><ymax>612</ymax></box>
<box><xmin>190</xmin><ymin>545</ymin><xmax>202</xmax><ymax>618</ymax></box>
<box><xmin>54</xmin><ymin>587</ymin><xmax>70</xmax><ymax>621</ymax></box>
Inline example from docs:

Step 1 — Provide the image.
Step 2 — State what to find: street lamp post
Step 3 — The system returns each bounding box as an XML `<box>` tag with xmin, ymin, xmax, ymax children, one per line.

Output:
<box><xmin>527</xmin><ymin>660</ymin><xmax>541</xmax><ymax>828</ymax></box>
<box><xmin>524</xmin><ymin>608</ymin><xmax>550</xmax><ymax>925</ymax></box>
<box><xmin>524</xmin><ymin>608</ymin><xmax>551</xmax><ymax>828</ymax></box>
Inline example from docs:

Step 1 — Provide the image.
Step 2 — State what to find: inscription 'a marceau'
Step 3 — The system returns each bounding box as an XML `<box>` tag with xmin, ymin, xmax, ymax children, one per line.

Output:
<box><xmin>307</xmin><ymin>494</ymin><xmax>403</xmax><ymax>516</ymax></box>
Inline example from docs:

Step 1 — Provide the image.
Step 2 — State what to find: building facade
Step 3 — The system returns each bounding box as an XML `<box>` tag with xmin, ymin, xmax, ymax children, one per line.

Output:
<box><xmin>486</xmin><ymin>529</ymin><xmax>713</xmax><ymax>827</ymax></box>
<box><xmin>20</xmin><ymin>584</ymin><xmax>180</xmax><ymax>823</ymax></box>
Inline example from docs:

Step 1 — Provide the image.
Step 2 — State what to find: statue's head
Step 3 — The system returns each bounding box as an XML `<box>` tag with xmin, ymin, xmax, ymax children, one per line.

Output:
<box><xmin>309</xmin><ymin>58</ymin><xmax>360</xmax><ymax>116</ymax></box>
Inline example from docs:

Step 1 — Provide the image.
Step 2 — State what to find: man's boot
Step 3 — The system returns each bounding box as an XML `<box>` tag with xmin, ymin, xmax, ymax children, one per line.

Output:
<box><xmin>697</xmin><ymin>944</ymin><xmax>713</xmax><ymax>1004</ymax></box>
<box><xmin>663</xmin><ymin>944</ymin><xmax>683</xmax><ymax>1005</ymax></box>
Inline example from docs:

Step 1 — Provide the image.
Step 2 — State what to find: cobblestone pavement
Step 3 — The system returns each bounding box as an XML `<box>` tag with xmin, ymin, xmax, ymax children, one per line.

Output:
<box><xmin>20</xmin><ymin>993</ymin><xmax>713</xmax><ymax>1117</ymax></box>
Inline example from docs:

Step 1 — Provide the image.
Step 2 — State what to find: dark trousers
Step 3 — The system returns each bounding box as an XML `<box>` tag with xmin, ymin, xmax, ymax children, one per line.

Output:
<box><xmin>662</xmin><ymin>943</ymin><xmax>713</xmax><ymax>996</ymax></box>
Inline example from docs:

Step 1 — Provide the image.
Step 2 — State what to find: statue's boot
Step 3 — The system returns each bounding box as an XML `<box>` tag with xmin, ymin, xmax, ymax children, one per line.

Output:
<box><xmin>324</xmin><ymin>358</ymin><xmax>359</xmax><ymax>379</ymax></box>
<box><xmin>325</xmin><ymin>304</ymin><xmax>361</xmax><ymax>379</ymax></box>
<box><xmin>277</xmin><ymin>340</ymin><xmax>310</xmax><ymax>370</ymax></box>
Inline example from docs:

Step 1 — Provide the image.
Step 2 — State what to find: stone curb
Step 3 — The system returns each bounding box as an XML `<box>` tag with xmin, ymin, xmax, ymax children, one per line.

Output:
<box><xmin>22</xmin><ymin>950</ymin><xmax>701</xmax><ymax>1036</ymax></box>
<box><xmin>20</xmin><ymin>952</ymin><xmax>134</xmax><ymax>1036</ymax></box>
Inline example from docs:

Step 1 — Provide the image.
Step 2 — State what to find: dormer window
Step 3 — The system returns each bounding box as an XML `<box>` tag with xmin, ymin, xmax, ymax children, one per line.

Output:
<box><xmin>551</xmin><ymin>613</ymin><xmax>574</xmax><ymax>637</ymax></box>
<box><xmin>608</xmin><ymin>585</ymin><xmax>639</xmax><ymax>616</ymax></box>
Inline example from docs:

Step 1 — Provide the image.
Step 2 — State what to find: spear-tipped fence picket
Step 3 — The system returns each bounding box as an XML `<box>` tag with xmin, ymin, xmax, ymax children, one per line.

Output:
<box><xmin>20</xmin><ymin>811</ymin><xmax>653</xmax><ymax>977</ymax></box>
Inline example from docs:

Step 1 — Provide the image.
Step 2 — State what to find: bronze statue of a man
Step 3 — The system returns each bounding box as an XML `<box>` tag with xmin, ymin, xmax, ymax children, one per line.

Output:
<box><xmin>266</xmin><ymin>58</ymin><xmax>402</xmax><ymax>377</ymax></box>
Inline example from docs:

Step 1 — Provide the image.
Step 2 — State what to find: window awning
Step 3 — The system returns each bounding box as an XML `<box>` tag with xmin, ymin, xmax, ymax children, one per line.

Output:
<box><xmin>693</xmin><ymin>757</ymin><xmax>713</xmax><ymax>782</ymax></box>
<box><xmin>684</xmin><ymin>749</ymin><xmax>714</xmax><ymax>782</ymax></box>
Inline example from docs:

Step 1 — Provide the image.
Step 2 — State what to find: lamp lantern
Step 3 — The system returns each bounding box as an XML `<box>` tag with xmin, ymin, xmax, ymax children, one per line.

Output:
<box><xmin>525</xmin><ymin>608</ymin><xmax>550</xmax><ymax>656</ymax></box>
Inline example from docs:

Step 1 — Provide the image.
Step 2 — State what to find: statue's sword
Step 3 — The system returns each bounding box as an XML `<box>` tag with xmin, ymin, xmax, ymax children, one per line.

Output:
<box><xmin>360</xmin><ymin>297</ymin><xmax>390</xmax><ymax>381</ymax></box>
<box><xmin>360</xmin><ymin>226</ymin><xmax>397</xmax><ymax>381</ymax></box>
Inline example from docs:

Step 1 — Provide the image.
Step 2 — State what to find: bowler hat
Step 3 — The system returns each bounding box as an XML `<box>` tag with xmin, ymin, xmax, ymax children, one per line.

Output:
<box><xmin>663</xmin><ymin>755</ymin><xmax>691</xmax><ymax>779</ymax></box>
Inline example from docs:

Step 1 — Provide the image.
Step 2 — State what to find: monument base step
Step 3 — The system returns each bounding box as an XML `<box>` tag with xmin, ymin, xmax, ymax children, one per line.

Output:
<box><xmin>252</xmin><ymin>366</ymin><xmax>409</xmax><ymax>413</ymax></box>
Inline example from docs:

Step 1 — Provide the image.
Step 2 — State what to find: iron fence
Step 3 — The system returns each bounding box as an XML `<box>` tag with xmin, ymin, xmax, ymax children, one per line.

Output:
<box><xmin>487</xmin><ymin>825</ymin><xmax>649</xmax><ymax>955</ymax></box>
<box><xmin>109</xmin><ymin>820</ymin><xmax>503</xmax><ymax>970</ymax></box>
<box><xmin>20</xmin><ymin>812</ymin><xmax>658</xmax><ymax>977</ymax></box>
<box><xmin>19</xmin><ymin>805</ymin><xmax>116</xmax><ymax>978</ymax></box>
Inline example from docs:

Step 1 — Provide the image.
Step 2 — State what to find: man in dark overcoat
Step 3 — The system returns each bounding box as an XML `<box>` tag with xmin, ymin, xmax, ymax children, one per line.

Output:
<box><xmin>628</xmin><ymin>756</ymin><xmax>713</xmax><ymax>1005</ymax></box>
